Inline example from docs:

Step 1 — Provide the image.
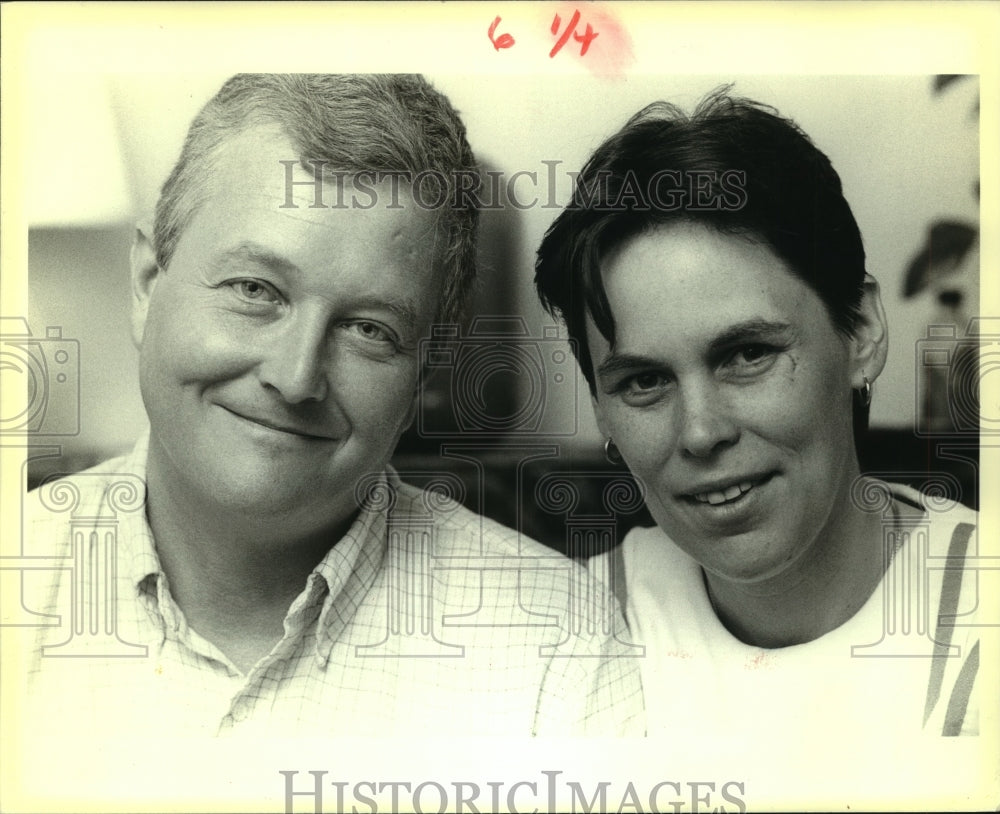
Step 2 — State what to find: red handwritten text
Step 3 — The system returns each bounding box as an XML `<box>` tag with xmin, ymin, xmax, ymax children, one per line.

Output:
<box><xmin>549</xmin><ymin>10</ymin><xmax>599</xmax><ymax>58</ymax></box>
<box><xmin>487</xmin><ymin>16</ymin><xmax>515</xmax><ymax>51</ymax></box>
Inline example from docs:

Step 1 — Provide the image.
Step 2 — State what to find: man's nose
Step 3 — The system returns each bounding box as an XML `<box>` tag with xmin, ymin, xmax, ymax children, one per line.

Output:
<box><xmin>676</xmin><ymin>382</ymin><xmax>740</xmax><ymax>459</ymax></box>
<box><xmin>257</xmin><ymin>317</ymin><xmax>330</xmax><ymax>404</ymax></box>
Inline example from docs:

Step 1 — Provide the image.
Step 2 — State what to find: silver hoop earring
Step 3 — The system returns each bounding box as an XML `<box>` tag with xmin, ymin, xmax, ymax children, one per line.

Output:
<box><xmin>604</xmin><ymin>437</ymin><xmax>623</xmax><ymax>465</ymax></box>
<box><xmin>859</xmin><ymin>375</ymin><xmax>872</xmax><ymax>407</ymax></box>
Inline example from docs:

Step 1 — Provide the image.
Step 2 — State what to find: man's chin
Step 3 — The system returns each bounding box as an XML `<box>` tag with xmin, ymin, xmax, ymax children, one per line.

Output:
<box><xmin>212</xmin><ymin>456</ymin><xmax>373</xmax><ymax>504</ymax></box>
<box><xmin>198</xmin><ymin>477</ymin><xmax>357</xmax><ymax>536</ymax></box>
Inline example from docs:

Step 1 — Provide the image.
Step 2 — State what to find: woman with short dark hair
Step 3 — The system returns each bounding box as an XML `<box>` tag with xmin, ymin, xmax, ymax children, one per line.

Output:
<box><xmin>535</xmin><ymin>88</ymin><xmax>980</xmax><ymax>738</ymax></box>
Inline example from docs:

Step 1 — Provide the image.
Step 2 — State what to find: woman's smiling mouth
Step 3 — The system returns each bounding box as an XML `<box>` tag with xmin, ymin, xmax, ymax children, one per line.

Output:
<box><xmin>684</xmin><ymin>473</ymin><xmax>775</xmax><ymax>507</ymax></box>
<box><xmin>693</xmin><ymin>480</ymin><xmax>755</xmax><ymax>505</ymax></box>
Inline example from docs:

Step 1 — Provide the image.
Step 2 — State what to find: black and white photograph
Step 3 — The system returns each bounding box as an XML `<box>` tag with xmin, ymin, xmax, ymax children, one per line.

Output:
<box><xmin>1</xmin><ymin>3</ymin><xmax>997</xmax><ymax>812</ymax></box>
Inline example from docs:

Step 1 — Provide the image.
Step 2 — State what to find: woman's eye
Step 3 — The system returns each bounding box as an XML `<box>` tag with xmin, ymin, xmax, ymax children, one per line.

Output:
<box><xmin>613</xmin><ymin>372</ymin><xmax>672</xmax><ymax>406</ymax></box>
<box><xmin>733</xmin><ymin>344</ymin><xmax>773</xmax><ymax>365</ymax></box>
<box><xmin>724</xmin><ymin>343</ymin><xmax>780</xmax><ymax>377</ymax></box>
<box><xmin>628</xmin><ymin>372</ymin><xmax>668</xmax><ymax>393</ymax></box>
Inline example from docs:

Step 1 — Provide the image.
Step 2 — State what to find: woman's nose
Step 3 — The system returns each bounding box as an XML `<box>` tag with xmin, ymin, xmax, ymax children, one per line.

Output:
<box><xmin>676</xmin><ymin>383</ymin><xmax>740</xmax><ymax>458</ymax></box>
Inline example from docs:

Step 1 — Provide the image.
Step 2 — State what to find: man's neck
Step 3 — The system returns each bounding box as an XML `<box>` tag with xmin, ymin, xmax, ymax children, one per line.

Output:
<box><xmin>703</xmin><ymin>477</ymin><xmax>899</xmax><ymax>649</ymax></box>
<box><xmin>143</xmin><ymin>450</ymin><xmax>357</xmax><ymax>673</ymax></box>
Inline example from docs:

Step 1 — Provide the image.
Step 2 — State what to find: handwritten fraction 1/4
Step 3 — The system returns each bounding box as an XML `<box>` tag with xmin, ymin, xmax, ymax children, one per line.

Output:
<box><xmin>488</xmin><ymin>10</ymin><xmax>599</xmax><ymax>58</ymax></box>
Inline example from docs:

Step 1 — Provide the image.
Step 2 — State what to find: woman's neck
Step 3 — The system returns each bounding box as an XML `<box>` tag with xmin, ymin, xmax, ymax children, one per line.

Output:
<box><xmin>702</xmin><ymin>478</ymin><xmax>903</xmax><ymax>649</ymax></box>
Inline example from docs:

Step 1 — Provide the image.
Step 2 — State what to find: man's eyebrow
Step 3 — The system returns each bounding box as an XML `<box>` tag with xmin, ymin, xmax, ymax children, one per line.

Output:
<box><xmin>214</xmin><ymin>243</ymin><xmax>300</xmax><ymax>276</ymax></box>
<box><xmin>595</xmin><ymin>319</ymin><xmax>794</xmax><ymax>380</ymax></box>
<box><xmin>350</xmin><ymin>295</ymin><xmax>421</xmax><ymax>333</ymax></box>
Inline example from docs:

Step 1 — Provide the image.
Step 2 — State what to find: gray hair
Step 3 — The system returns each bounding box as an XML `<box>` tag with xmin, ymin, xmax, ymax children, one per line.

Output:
<box><xmin>153</xmin><ymin>74</ymin><xmax>480</xmax><ymax>323</ymax></box>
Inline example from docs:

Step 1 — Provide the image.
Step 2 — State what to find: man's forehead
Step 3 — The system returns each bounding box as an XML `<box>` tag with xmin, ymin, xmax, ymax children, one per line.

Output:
<box><xmin>204</xmin><ymin>123</ymin><xmax>431</xmax><ymax>214</ymax></box>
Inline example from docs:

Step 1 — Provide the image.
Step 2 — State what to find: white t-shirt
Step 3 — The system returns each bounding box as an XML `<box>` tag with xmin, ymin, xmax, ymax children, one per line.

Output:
<box><xmin>595</xmin><ymin>483</ymin><xmax>980</xmax><ymax>739</ymax></box>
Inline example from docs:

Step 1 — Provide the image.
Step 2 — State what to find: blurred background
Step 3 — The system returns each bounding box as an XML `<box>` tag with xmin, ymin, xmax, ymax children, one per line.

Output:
<box><xmin>20</xmin><ymin>73</ymin><xmax>981</xmax><ymax>546</ymax></box>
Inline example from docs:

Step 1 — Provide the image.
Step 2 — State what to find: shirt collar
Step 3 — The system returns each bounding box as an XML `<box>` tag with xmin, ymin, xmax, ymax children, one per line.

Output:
<box><xmin>117</xmin><ymin>431</ymin><xmax>395</xmax><ymax>665</ymax></box>
<box><xmin>112</xmin><ymin>430</ymin><xmax>163</xmax><ymax>590</ymax></box>
<box><xmin>312</xmin><ymin>469</ymin><xmax>394</xmax><ymax>665</ymax></box>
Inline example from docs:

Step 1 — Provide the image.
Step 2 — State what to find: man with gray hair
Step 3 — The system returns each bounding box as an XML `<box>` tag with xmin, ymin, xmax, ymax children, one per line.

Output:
<box><xmin>23</xmin><ymin>74</ymin><xmax>642</xmax><ymax>737</ymax></box>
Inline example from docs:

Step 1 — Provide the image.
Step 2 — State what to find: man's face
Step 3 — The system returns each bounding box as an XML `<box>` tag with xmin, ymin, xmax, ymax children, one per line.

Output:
<box><xmin>588</xmin><ymin>221</ymin><xmax>866</xmax><ymax>586</ymax></box>
<box><xmin>133</xmin><ymin>124</ymin><xmax>443</xmax><ymax>531</ymax></box>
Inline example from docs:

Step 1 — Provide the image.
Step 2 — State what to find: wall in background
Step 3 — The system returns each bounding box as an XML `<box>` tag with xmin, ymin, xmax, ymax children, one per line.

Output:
<box><xmin>25</xmin><ymin>73</ymin><xmax>980</xmax><ymax>466</ymax></box>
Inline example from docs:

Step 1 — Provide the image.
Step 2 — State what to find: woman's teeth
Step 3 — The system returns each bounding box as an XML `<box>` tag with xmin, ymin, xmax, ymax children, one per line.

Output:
<box><xmin>694</xmin><ymin>481</ymin><xmax>754</xmax><ymax>505</ymax></box>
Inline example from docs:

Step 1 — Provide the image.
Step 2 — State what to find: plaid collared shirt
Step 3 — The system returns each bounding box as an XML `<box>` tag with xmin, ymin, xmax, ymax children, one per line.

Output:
<box><xmin>19</xmin><ymin>435</ymin><xmax>643</xmax><ymax>737</ymax></box>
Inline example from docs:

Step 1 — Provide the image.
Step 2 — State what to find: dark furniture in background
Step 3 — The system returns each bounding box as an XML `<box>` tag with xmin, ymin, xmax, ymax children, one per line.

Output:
<box><xmin>27</xmin><ymin>428</ymin><xmax>977</xmax><ymax>557</ymax></box>
<box><xmin>393</xmin><ymin>428</ymin><xmax>979</xmax><ymax>556</ymax></box>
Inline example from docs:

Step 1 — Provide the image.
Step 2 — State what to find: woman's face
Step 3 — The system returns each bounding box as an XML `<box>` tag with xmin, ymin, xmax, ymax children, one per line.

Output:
<box><xmin>587</xmin><ymin>221</ymin><xmax>882</xmax><ymax>585</ymax></box>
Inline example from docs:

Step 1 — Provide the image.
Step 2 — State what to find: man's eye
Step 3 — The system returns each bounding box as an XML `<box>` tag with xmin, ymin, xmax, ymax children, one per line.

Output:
<box><xmin>228</xmin><ymin>278</ymin><xmax>282</xmax><ymax>303</ymax></box>
<box><xmin>347</xmin><ymin>320</ymin><xmax>397</xmax><ymax>345</ymax></box>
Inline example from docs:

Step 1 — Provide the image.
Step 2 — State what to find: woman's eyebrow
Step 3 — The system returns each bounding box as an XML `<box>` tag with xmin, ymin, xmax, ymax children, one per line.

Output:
<box><xmin>595</xmin><ymin>319</ymin><xmax>795</xmax><ymax>379</ymax></box>
<box><xmin>596</xmin><ymin>351</ymin><xmax>664</xmax><ymax>379</ymax></box>
<box><xmin>707</xmin><ymin>319</ymin><xmax>794</xmax><ymax>353</ymax></box>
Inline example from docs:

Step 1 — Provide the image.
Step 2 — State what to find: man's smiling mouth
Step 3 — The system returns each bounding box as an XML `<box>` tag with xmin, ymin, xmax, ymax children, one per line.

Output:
<box><xmin>220</xmin><ymin>406</ymin><xmax>334</xmax><ymax>441</ymax></box>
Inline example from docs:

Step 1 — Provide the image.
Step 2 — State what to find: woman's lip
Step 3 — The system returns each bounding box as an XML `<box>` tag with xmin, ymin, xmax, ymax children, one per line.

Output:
<box><xmin>682</xmin><ymin>472</ymin><xmax>775</xmax><ymax>504</ymax></box>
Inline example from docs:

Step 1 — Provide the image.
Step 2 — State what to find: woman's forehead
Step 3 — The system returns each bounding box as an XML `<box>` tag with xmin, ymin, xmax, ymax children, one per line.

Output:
<box><xmin>592</xmin><ymin>222</ymin><xmax>829</xmax><ymax>354</ymax></box>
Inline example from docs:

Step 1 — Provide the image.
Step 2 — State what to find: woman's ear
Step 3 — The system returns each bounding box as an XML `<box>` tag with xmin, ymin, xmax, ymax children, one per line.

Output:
<box><xmin>591</xmin><ymin>390</ymin><xmax>610</xmax><ymax>441</ymax></box>
<box><xmin>130</xmin><ymin>224</ymin><xmax>161</xmax><ymax>348</ymax></box>
<box><xmin>850</xmin><ymin>273</ymin><xmax>889</xmax><ymax>387</ymax></box>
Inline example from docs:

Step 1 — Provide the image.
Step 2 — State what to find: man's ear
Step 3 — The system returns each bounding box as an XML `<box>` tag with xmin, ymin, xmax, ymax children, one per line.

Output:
<box><xmin>850</xmin><ymin>273</ymin><xmax>889</xmax><ymax>387</ymax></box>
<box><xmin>130</xmin><ymin>224</ymin><xmax>161</xmax><ymax>348</ymax></box>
